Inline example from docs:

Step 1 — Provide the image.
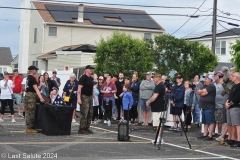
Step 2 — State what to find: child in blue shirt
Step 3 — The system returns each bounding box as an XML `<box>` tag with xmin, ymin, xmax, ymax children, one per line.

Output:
<box><xmin>92</xmin><ymin>82</ymin><xmax>99</xmax><ymax>124</ymax></box>
<box><xmin>120</xmin><ymin>84</ymin><xmax>133</xmax><ymax>121</ymax></box>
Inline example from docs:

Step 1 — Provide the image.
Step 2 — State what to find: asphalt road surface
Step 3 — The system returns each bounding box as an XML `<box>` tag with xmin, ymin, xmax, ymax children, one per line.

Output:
<box><xmin>0</xmin><ymin>114</ymin><xmax>239</xmax><ymax>160</ymax></box>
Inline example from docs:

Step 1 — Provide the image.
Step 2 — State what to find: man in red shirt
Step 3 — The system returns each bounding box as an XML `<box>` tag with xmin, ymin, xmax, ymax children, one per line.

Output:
<box><xmin>12</xmin><ymin>69</ymin><xmax>23</xmax><ymax>117</ymax></box>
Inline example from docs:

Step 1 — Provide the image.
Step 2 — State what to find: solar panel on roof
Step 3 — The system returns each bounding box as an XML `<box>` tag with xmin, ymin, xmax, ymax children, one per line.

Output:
<box><xmin>45</xmin><ymin>4</ymin><xmax>73</xmax><ymax>23</ymax></box>
<box><xmin>44</xmin><ymin>4</ymin><xmax>162</xmax><ymax>29</ymax></box>
<box><xmin>63</xmin><ymin>6</ymin><xmax>78</xmax><ymax>19</ymax></box>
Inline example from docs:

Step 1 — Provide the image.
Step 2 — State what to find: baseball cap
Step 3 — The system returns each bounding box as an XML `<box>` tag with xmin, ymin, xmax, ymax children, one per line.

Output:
<box><xmin>176</xmin><ymin>74</ymin><xmax>183</xmax><ymax>79</ymax></box>
<box><xmin>3</xmin><ymin>71</ymin><xmax>9</xmax><ymax>75</ymax></box>
<box><xmin>85</xmin><ymin>65</ymin><xmax>94</xmax><ymax>69</ymax></box>
<box><xmin>28</xmin><ymin>65</ymin><xmax>39</xmax><ymax>71</ymax></box>
<box><xmin>99</xmin><ymin>76</ymin><xmax>104</xmax><ymax>80</ymax></box>
<box><xmin>203</xmin><ymin>74</ymin><xmax>214</xmax><ymax>81</ymax></box>
<box><xmin>52</xmin><ymin>70</ymin><xmax>57</xmax><ymax>74</ymax></box>
<box><xmin>153</xmin><ymin>73</ymin><xmax>161</xmax><ymax>78</ymax></box>
<box><xmin>214</xmin><ymin>71</ymin><xmax>224</xmax><ymax>77</ymax></box>
<box><xmin>146</xmin><ymin>72</ymin><xmax>152</xmax><ymax>75</ymax></box>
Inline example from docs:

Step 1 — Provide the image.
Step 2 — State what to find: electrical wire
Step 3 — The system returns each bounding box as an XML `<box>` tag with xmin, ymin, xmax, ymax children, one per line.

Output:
<box><xmin>182</xmin><ymin>19</ymin><xmax>212</xmax><ymax>39</ymax></box>
<box><xmin>35</xmin><ymin>0</ymin><xmax>213</xmax><ymax>12</ymax></box>
<box><xmin>0</xmin><ymin>6</ymin><xmax>212</xmax><ymax>17</ymax></box>
<box><xmin>171</xmin><ymin>0</ymin><xmax>206</xmax><ymax>35</ymax></box>
<box><xmin>217</xmin><ymin>15</ymin><xmax>240</xmax><ymax>22</ymax></box>
<box><xmin>182</xmin><ymin>12</ymin><xmax>213</xmax><ymax>38</ymax></box>
<box><xmin>217</xmin><ymin>20</ymin><xmax>240</xmax><ymax>37</ymax></box>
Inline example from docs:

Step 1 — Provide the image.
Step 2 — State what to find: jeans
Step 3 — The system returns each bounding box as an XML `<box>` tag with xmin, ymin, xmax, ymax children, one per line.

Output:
<box><xmin>101</xmin><ymin>97</ymin><xmax>116</xmax><ymax>114</ymax></box>
<box><xmin>192</xmin><ymin>103</ymin><xmax>200</xmax><ymax>123</ymax></box>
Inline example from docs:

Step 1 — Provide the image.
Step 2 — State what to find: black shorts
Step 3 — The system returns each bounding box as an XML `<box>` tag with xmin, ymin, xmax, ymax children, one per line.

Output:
<box><xmin>170</xmin><ymin>106</ymin><xmax>182</xmax><ymax>116</ymax></box>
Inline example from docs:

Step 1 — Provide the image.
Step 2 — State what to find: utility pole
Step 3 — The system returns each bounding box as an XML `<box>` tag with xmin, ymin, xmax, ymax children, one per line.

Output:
<box><xmin>212</xmin><ymin>0</ymin><xmax>217</xmax><ymax>54</ymax></box>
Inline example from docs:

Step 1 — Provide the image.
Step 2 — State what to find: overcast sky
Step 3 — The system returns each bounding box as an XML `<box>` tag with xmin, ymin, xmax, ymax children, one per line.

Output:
<box><xmin>0</xmin><ymin>0</ymin><xmax>240</xmax><ymax>57</ymax></box>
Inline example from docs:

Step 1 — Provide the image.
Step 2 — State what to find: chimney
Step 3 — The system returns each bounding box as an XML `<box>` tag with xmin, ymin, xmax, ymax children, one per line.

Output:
<box><xmin>78</xmin><ymin>4</ymin><xmax>84</xmax><ymax>22</ymax></box>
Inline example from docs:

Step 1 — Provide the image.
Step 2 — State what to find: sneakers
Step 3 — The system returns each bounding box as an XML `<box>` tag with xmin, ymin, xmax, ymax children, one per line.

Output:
<box><xmin>26</xmin><ymin>129</ymin><xmax>37</xmax><ymax>133</ymax></box>
<box><xmin>0</xmin><ymin>118</ymin><xmax>4</xmax><ymax>122</ymax></box>
<box><xmin>96</xmin><ymin>119</ymin><xmax>102</xmax><ymax>123</ymax></box>
<box><xmin>12</xmin><ymin>119</ymin><xmax>16</xmax><ymax>123</ymax></box>
<box><xmin>151</xmin><ymin>139</ymin><xmax>164</xmax><ymax>145</ymax></box>
<box><xmin>91</xmin><ymin>121</ymin><xmax>97</xmax><ymax>125</ymax></box>
<box><xmin>176</xmin><ymin>127</ymin><xmax>182</xmax><ymax>132</ymax></box>
<box><xmin>215</xmin><ymin>135</ymin><xmax>224</xmax><ymax>141</ymax></box>
<box><xmin>230</xmin><ymin>141</ymin><xmax>240</xmax><ymax>147</ymax></box>
<box><xmin>202</xmin><ymin>136</ymin><xmax>213</xmax><ymax>141</ymax></box>
<box><xmin>104</xmin><ymin>120</ymin><xmax>107</xmax><ymax>124</ymax></box>
<box><xmin>225</xmin><ymin>139</ymin><xmax>236</xmax><ymax>145</ymax></box>
<box><xmin>169</xmin><ymin>126</ymin><xmax>177</xmax><ymax>131</ymax></box>
<box><xmin>78</xmin><ymin>130</ymin><xmax>90</xmax><ymax>134</ymax></box>
<box><xmin>72</xmin><ymin>119</ymin><xmax>76</xmax><ymax>123</ymax></box>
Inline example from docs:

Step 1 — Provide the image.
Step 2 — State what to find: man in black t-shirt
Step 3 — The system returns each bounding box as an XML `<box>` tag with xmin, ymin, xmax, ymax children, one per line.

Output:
<box><xmin>146</xmin><ymin>73</ymin><xmax>165</xmax><ymax>144</ymax></box>
<box><xmin>77</xmin><ymin>65</ymin><xmax>97</xmax><ymax>134</ymax></box>
<box><xmin>197</xmin><ymin>74</ymin><xmax>216</xmax><ymax>141</ymax></box>
<box><xmin>25</xmin><ymin>65</ymin><xmax>44</xmax><ymax>133</ymax></box>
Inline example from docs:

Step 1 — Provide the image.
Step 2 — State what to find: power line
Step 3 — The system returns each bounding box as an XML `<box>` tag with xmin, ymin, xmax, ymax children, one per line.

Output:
<box><xmin>182</xmin><ymin>19</ymin><xmax>212</xmax><ymax>38</ymax></box>
<box><xmin>0</xmin><ymin>6</ymin><xmax>211</xmax><ymax>17</ymax></box>
<box><xmin>182</xmin><ymin>12</ymin><xmax>213</xmax><ymax>38</ymax></box>
<box><xmin>217</xmin><ymin>20</ymin><xmax>240</xmax><ymax>37</ymax></box>
<box><xmin>218</xmin><ymin>19</ymin><xmax>239</xmax><ymax>27</ymax></box>
<box><xmin>217</xmin><ymin>15</ymin><xmax>240</xmax><ymax>22</ymax></box>
<box><xmin>36</xmin><ymin>0</ymin><xmax>213</xmax><ymax>11</ymax></box>
<box><xmin>171</xmin><ymin>0</ymin><xmax>206</xmax><ymax>35</ymax></box>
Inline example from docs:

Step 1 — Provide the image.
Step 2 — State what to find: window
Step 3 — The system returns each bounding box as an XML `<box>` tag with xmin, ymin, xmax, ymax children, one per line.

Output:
<box><xmin>34</xmin><ymin>28</ymin><xmax>37</xmax><ymax>43</ymax></box>
<box><xmin>32</xmin><ymin>61</ymin><xmax>38</xmax><ymax>67</ymax></box>
<box><xmin>104</xmin><ymin>17</ymin><xmax>122</xmax><ymax>22</ymax></box>
<box><xmin>49</xmin><ymin>26</ymin><xmax>57</xmax><ymax>36</ymax></box>
<box><xmin>216</xmin><ymin>41</ymin><xmax>226</xmax><ymax>55</ymax></box>
<box><xmin>144</xmin><ymin>33</ymin><xmax>152</xmax><ymax>40</ymax></box>
<box><xmin>0</xmin><ymin>67</ymin><xmax>7</xmax><ymax>73</ymax></box>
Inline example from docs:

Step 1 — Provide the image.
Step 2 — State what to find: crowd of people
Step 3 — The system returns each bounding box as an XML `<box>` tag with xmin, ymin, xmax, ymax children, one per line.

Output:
<box><xmin>0</xmin><ymin>64</ymin><xmax>240</xmax><ymax>148</ymax></box>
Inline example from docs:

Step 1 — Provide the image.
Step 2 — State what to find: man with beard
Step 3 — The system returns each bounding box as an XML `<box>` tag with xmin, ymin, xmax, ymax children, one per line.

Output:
<box><xmin>115</xmin><ymin>72</ymin><xmax>124</xmax><ymax>120</ymax></box>
<box><xmin>77</xmin><ymin>65</ymin><xmax>97</xmax><ymax>134</ymax></box>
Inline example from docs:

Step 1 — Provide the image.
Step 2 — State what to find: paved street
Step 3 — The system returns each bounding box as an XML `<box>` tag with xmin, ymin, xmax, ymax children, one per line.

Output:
<box><xmin>0</xmin><ymin>113</ymin><xmax>240</xmax><ymax>160</ymax></box>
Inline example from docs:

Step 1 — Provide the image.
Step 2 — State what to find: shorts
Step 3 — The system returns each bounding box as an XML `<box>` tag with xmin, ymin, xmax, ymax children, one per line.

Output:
<box><xmin>227</xmin><ymin>107</ymin><xmax>240</xmax><ymax>126</ymax></box>
<box><xmin>140</xmin><ymin>99</ymin><xmax>150</xmax><ymax>111</ymax></box>
<box><xmin>152</xmin><ymin>112</ymin><xmax>162</xmax><ymax>127</ymax></box>
<box><xmin>215</xmin><ymin>108</ymin><xmax>223</xmax><ymax>123</ymax></box>
<box><xmin>202</xmin><ymin>109</ymin><xmax>215</xmax><ymax>124</ymax></box>
<box><xmin>170</xmin><ymin>106</ymin><xmax>182</xmax><ymax>116</ymax></box>
<box><xmin>13</xmin><ymin>93</ymin><xmax>22</xmax><ymax>105</ymax></box>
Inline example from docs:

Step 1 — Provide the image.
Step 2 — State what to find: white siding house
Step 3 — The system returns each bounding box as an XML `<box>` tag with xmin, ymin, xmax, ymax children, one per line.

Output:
<box><xmin>186</xmin><ymin>29</ymin><xmax>240</xmax><ymax>63</ymax></box>
<box><xmin>18</xmin><ymin>0</ymin><xmax>165</xmax><ymax>72</ymax></box>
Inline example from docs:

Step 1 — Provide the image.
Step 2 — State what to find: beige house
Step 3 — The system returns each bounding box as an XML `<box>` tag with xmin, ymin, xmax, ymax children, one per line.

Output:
<box><xmin>19</xmin><ymin>1</ymin><xmax>165</xmax><ymax>72</ymax></box>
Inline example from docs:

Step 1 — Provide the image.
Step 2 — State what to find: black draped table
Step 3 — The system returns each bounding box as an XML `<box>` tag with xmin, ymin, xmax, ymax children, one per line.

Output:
<box><xmin>33</xmin><ymin>104</ymin><xmax>74</xmax><ymax>135</ymax></box>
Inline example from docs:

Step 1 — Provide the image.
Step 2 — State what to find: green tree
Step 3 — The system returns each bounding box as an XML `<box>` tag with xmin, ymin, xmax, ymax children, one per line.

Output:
<box><xmin>230</xmin><ymin>40</ymin><xmax>240</xmax><ymax>72</ymax></box>
<box><xmin>153</xmin><ymin>34</ymin><xmax>218</xmax><ymax>80</ymax></box>
<box><xmin>94</xmin><ymin>31</ymin><xmax>154</xmax><ymax>79</ymax></box>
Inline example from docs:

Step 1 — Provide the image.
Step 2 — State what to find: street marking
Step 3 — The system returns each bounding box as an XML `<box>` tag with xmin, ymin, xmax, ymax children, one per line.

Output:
<box><xmin>90</xmin><ymin>126</ymin><xmax>238</xmax><ymax>160</ymax></box>
<box><xmin>0</xmin><ymin>141</ymin><xmax>149</xmax><ymax>145</ymax></box>
<box><xmin>156</xmin><ymin>158</ymin><xmax>227</xmax><ymax>160</ymax></box>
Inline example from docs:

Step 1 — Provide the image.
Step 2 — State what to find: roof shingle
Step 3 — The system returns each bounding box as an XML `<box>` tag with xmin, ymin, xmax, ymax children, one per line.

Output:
<box><xmin>0</xmin><ymin>47</ymin><xmax>13</xmax><ymax>65</ymax></box>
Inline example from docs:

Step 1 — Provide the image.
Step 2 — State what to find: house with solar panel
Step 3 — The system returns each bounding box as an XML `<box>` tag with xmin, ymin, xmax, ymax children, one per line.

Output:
<box><xmin>18</xmin><ymin>0</ymin><xmax>165</xmax><ymax>72</ymax></box>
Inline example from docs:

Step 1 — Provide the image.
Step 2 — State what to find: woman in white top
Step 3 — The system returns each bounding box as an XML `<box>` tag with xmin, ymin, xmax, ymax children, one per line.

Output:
<box><xmin>0</xmin><ymin>72</ymin><xmax>16</xmax><ymax>123</ymax></box>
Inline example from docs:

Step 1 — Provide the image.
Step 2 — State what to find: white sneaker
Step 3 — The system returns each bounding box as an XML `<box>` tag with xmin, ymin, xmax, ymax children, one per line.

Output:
<box><xmin>104</xmin><ymin>120</ymin><xmax>107</xmax><ymax>124</ymax></box>
<box><xmin>151</xmin><ymin>138</ymin><xmax>164</xmax><ymax>144</ymax></box>
<box><xmin>215</xmin><ymin>135</ymin><xmax>224</xmax><ymax>141</ymax></box>
<box><xmin>0</xmin><ymin>118</ymin><xmax>4</xmax><ymax>122</ymax></box>
<box><xmin>72</xmin><ymin>119</ymin><xmax>76</xmax><ymax>123</ymax></box>
<box><xmin>12</xmin><ymin>119</ymin><xmax>16</xmax><ymax>123</ymax></box>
